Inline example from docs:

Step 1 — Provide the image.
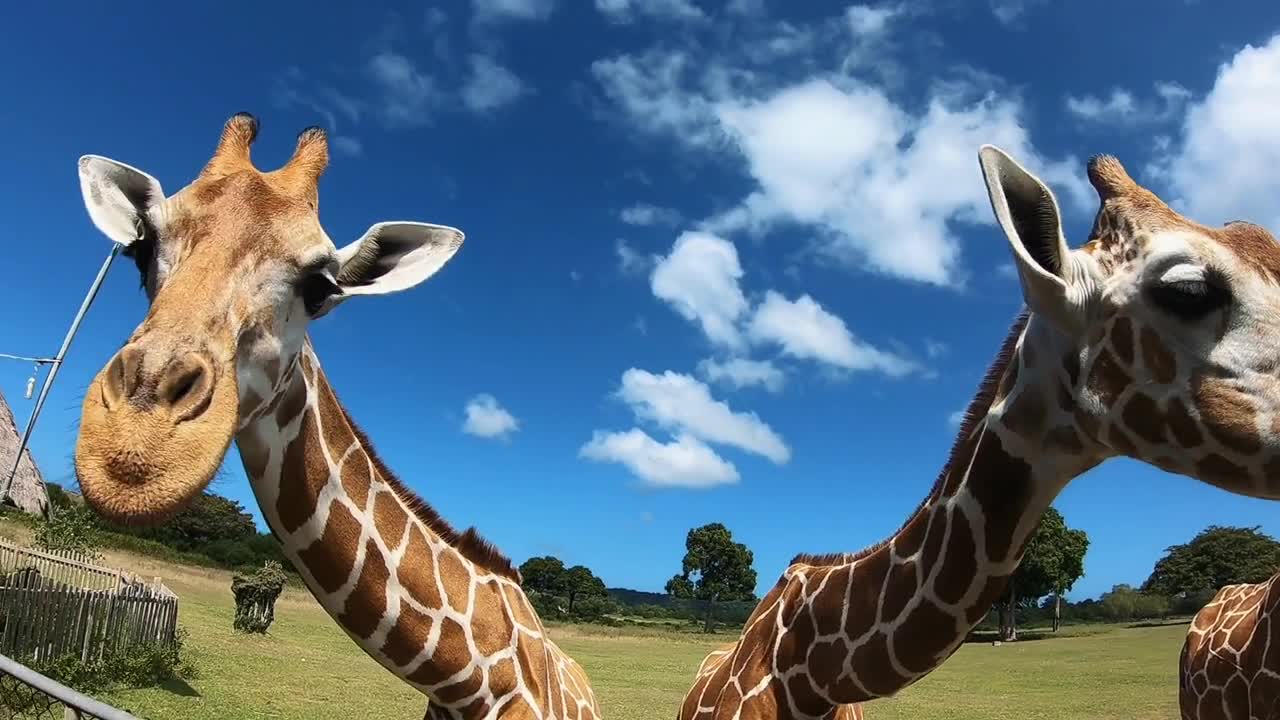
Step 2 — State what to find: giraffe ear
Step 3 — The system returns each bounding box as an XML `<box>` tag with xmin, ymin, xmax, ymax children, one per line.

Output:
<box><xmin>78</xmin><ymin>155</ymin><xmax>165</xmax><ymax>247</ymax></box>
<box><xmin>978</xmin><ymin>145</ymin><xmax>1084</xmax><ymax>335</ymax></box>
<box><xmin>333</xmin><ymin>222</ymin><xmax>465</xmax><ymax>299</ymax></box>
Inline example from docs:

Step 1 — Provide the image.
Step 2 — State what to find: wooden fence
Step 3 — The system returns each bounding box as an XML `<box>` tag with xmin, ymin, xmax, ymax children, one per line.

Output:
<box><xmin>0</xmin><ymin>540</ymin><xmax>178</xmax><ymax>663</ymax></box>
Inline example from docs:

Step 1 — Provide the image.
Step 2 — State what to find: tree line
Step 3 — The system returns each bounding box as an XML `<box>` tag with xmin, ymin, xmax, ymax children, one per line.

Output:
<box><xmin>26</xmin><ymin>485</ymin><xmax>1280</xmax><ymax>639</ymax></box>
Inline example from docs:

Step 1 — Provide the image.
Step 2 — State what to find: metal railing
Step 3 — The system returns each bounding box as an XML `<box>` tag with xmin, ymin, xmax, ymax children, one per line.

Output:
<box><xmin>0</xmin><ymin>652</ymin><xmax>139</xmax><ymax>720</ymax></box>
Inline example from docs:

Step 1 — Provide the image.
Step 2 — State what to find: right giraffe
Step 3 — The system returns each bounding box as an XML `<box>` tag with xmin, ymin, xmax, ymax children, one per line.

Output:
<box><xmin>676</xmin><ymin>145</ymin><xmax>1280</xmax><ymax>719</ymax></box>
<box><xmin>1179</xmin><ymin>570</ymin><xmax>1280</xmax><ymax>719</ymax></box>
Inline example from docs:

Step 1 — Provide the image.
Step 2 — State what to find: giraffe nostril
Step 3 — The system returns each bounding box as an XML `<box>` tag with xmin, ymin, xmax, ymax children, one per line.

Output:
<box><xmin>101</xmin><ymin>344</ymin><xmax>144</xmax><ymax>410</ymax></box>
<box><xmin>159</xmin><ymin>353</ymin><xmax>216</xmax><ymax>422</ymax></box>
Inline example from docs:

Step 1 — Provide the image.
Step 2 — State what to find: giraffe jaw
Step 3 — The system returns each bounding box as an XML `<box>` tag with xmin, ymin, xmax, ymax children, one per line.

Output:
<box><xmin>74</xmin><ymin>363</ymin><xmax>239</xmax><ymax>527</ymax></box>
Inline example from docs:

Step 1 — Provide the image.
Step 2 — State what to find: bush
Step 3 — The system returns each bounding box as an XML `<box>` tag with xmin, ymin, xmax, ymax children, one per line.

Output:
<box><xmin>32</xmin><ymin>505</ymin><xmax>101</xmax><ymax>560</ymax></box>
<box><xmin>231</xmin><ymin>561</ymin><xmax>288</xmax><ymax>633</ymax></box>
<box><xmin>31</xmin><ymin>627</ymin><xmax>195</xmax><ymax>696</ymax></box>
<box><xmin>571</xmin><ymin>596</ymin><xmax>620</xmax><ymax>622</ymax></box>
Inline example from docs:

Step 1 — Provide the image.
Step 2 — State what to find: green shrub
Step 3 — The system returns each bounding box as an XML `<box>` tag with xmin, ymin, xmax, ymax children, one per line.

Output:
<box><xmin>232</xmin><ymin>561</ymin><xmax>289</xmax><ymax>633</ymax></box>
<box><xmin>32</xmin><ymin>505</ymin><xmax>101</xmax><ymax>560</ymax></box>
<box><xmin>31</xmin><ymin>627</ymin><xmax>195</xmax><ymax>696</ymax></box>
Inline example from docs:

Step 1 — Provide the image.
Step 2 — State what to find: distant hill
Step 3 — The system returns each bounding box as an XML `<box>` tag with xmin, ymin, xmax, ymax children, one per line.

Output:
<box><xmin>608</xmin><ymin>587</ymin><xmax>673</xmax><ymax>607</ymax></box>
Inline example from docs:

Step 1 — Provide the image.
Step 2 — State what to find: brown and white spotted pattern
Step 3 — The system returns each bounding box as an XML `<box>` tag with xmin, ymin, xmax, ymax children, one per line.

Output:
<box><xmin>71</xmin><ymin>113</ymin><xmax>600</xmax><ymax>719</ymax></box>
<box><xmin>239</xmin><ymin>344</ymin><xmax>599</xmax><ymax>719</ymax></box>
<box><xmin>676</xmin><ymin>146</ymin><xmax>1280</xmax><ymax>719</ymax></box>
<box><xmin>1180</xmin><ymin>573</ymin><xmax>1280</xmax><ymax>720</ymax></box>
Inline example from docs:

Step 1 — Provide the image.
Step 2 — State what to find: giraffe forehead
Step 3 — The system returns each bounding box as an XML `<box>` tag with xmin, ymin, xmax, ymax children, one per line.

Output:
<box><xmin>168</xmin><ymin>171</ymin><xmax>333</xmax><ymax>261</ymax></box>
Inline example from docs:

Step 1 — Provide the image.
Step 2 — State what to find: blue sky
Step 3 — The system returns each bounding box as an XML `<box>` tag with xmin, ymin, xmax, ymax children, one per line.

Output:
<box><xmin>4</xmin><ymin>0</ymin><xmax>1280</xmax><ymax>601</ymax></box>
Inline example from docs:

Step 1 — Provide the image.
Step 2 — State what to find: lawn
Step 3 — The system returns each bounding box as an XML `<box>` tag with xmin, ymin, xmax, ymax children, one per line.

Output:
<box><xmin>1</xmin><ymin>524</ymin><xmax>1186</xmax><ymax>719</ymax></box>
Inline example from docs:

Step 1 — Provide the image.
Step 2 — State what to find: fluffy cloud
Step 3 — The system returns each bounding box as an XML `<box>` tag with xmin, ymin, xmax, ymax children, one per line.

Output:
<box><xmin>596</xmin><ymin>0</ymin><xmax>705</xmax><ymax>23</ymax></box>
<box><xmin>579</xmin><ymin>430</ymin><xmax>739</xmax><ymax>488</ymax></box>
<box><xmin>948</xmin><ymin>409</ymin><xmax>966</xmax><ymax>429</ymax></box>
<box><xmin>591</xmin><ymin>51</ymin><xmax>720</xmax><ymax>146</ymax></box>
<box><xmin>472</xmin><ymin>0</ymin><xmax>555</xmax><ymax>22</ymax></box>
<box><xmin>621</xmin><ymin>203</ymin><xmax>682</xmax><ymax>226</ymax></box>
<box><xmin>747</xmin><ymin>291</ymin><xmax>917</xmax><ymax>376</ymax></box>
<box><xmin>649</xmin><ymin>231</ymin><xmax>919</xmax><ymax>377</ymax></box>
<box><xmin>846</xmin><ymin>4</ymin><xmax>902</xmax><ymax>36</ymax></box>
<box><xmin>698</xmin><ymin>357</ymin><xmax>785</xmax><ymax>393</ymax></box>
<box><xmin>710</xmin><ymin>79</ymin><xmax>1090</xmax><ymax>285</ymax></box>
<box><xmin>617</xmin><ymin>369</ymin><xmax>791</xmax><ymax>463</ymax></box>
<box><xmin>461</xmin><ymin>55</ymin><xmax>528</xmax><ymax>112</ymax></box>
<box><xmin>1151</xmin><ymin>34</ymin><xmax>1280</xmax><ymax>230</ymax></box>
<box><xmin>367</xmin><ymin>52</ymin><xmax>437</xmax><ymax>128</ymax></box>
<box><xmin>1065</xmin><ymin>83</ymin><xmax>1189</xmax><ymax>126</ymax></box>
<box><xmin>650</xmin><ymin>232</ymin><xmax>749</xmax><ymax>350</ymax></box>
<box><xmin>462</xmin><ymin>394</ymin><xmax>520</xmax><ymax>439</ymax></box>
<box><xmin>595</xmin><ymin>33</ymin><xmax>1090</xmax><ymax>287</ymax></box>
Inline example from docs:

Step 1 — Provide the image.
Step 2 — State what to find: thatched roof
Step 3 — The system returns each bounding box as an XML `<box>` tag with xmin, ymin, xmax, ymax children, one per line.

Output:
<box><xmin>0</xmin><ymin>388</ymin><xmax>50</xmax><ymax>516</ymax></box>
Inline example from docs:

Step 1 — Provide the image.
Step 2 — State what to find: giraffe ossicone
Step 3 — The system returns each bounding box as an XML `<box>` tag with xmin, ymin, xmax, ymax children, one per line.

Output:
<box><xmin>73</xmin><ymin>113</ymin><xmax>601</xmax><ymax>719</ymax></box>
<box><xmin>1180</xmin><ymin>570</ymin><xmax>1280</xmax><ymax>719</ymax></box>
<box><xmin>677</xmin><ymin>144</ymin><xmax>1280</xmax><ymax>719</ymax></box>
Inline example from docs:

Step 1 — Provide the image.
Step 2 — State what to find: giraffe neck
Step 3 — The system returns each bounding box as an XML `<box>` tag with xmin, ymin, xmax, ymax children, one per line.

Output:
<box><xmin>235</xmin><ymin>343</ymin><xmax>534</xmax><ymax>712</ymax></box>
<box><xmin>786</xmin><ymin>313</ymin><xmax>1103</xmax><ymax>706</ymax></box>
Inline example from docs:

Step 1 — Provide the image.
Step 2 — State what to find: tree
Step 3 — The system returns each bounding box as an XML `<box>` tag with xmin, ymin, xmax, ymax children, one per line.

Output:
<box><xmin>667</xmin><ymin>523</ymin><xmax>757</xmax><ymax>632</ymax></box>
<box><xmin>998</xmin><ymin>507</ymin><xmax>1089</xmax><ymax>640</ymax></box>
<box><xmin>131</xmin><ymin>493</ymin><xmax>256</xmax><ymax>550</ymax></box>
<box><xmin>1143</xmin><ymin>526</ymin><xmax>1280</xmax><ymax>598</ymax></box>
<box><xmin>564</xmin><ymin>565</ymin><xmax>607</xmax><ymax>613</ymax></box>
<box><xmin>520</xmin><ymin>556</ymin><xmax>568</xmax><ymax>596</ymax></box>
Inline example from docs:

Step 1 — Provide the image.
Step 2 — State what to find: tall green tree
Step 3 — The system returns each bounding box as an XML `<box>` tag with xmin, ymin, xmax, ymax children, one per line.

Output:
<box><xmin>998</xmin><ymin>507</ymin><xmax>1089</xmax><ymax>640</ymax></box>
<box><xmin>564</xmin><ymin>565</ymin><xmax>607</xmax><ymax>613</ymax></box>
<box><xmin>1143</xmin><ymin>526</ymin><xmax>1280</xmax><ymax>597</ymax></box>
<box><xmin>667</xmin><ymin>523</ymin><xmax>757</xmax><ymax>631</ymax></box>
<box><xmin>520</xmin><ymin>556</ymin><xmax>568</xmax><ymax>596</ymax></box>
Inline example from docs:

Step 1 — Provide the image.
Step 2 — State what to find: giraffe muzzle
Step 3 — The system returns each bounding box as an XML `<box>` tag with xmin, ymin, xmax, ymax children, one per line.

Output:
<box><xmin>74</xmin><ymin>343</ymin><xmax>240</xmax><ymax>527</ymax></box>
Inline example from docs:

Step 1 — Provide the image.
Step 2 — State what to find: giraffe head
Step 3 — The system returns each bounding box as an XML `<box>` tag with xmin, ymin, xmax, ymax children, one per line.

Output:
<box><xmin>73</xmin><ymin>113</ymin><xmax>464</xmax><ymax>526</ymax></box>
<box><xmin>979</xmin><ymin>145</ymin><xmax>1280</xmax><ymax>500</ymax></box>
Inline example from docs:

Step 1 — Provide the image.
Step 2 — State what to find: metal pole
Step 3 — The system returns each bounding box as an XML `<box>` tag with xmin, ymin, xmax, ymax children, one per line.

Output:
<box><xmin>1</xmin><ymin>243</ymin><xmax>121</xmax><ymax>504</ymax></box>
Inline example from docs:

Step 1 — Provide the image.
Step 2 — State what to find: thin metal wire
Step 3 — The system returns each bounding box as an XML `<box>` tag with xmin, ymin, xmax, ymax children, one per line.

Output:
<box><xmin>0</xmin><ymin>354</ymin><xmax>58</xmax><ymax>364</ymax></box>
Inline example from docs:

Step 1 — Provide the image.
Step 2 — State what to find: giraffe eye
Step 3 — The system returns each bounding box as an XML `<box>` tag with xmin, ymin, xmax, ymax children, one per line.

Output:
<box><xmin>299</xmin><ymin>274</ymin><xmax>341</xmax><ymax>315</ymax></box>
<box><xmin>1148</xmin><ymin>279</ymin><xmax>1229</xmax><ymax>320</ymax></box>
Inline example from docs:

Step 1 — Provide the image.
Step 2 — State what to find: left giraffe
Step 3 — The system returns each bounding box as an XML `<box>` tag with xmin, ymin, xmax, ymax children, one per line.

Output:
<box><xmin>1179</xmin><ymin>571</ymin><xmax>1280</xmax><ymax>719</ymax></box>
<box><xmin>71</xmin><ymin>113</ymin><xmax>602</xmax><ymax>720</ymax></box>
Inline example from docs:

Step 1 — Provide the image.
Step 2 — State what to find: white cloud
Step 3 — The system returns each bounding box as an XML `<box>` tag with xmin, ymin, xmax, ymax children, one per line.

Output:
<box><xmin>620</xmin><ymin>203</ymin><xmax>682</xmax><ymax>226</ymax></box>
<box><xmin>616</xmin><ymin>239</ymin><xmax>655</xmax><ymax>276</ymax></box>
<box><xmin>650</xmin><ymin>232</ymin><xmax>749</xmax><ymax>350</ymax></box>
<box><xmin>596</xmin><ymin>0</ymin><xmax>705</xmax><ymax>23</ymax></box>
<box><xmin>1151</xmin><ymin>34</ymin><xmax>1280</xmax><ymax>230</ymax></box>
<box><xmin>591</xmin><ymin>51</ymin><xmax>720</xmax><ymax>146</ymax></box>
<box><xmin>593</xmin><ymin>15</ymin><xmax>1091</xmax><ymax>288</ymax></box>
<box><xmin>580</xmin><ymin>430</ymin><xmax>739</xmax><ymax>488</ymax></box>
<box><xmin>617</xmin><ymin>369</ymin><xmax>791</xmax><ymax>463</ymax></box>
<box><xmin>748</xmin><ymin>291</ymin><xmax>917</xmax><ymax>376</ymax></box>
<box><xmin>472</xmin><ymin>0</ymin><xmax>555</xmax><ymax>22</ymax></box>
<box><xmin>924</xmin><ymin>340</ymin><xmax>948</xmax><ymax>359</ymax></box>
<box><xmin>461</xmin><ymin>55</ymin><xmax>528</xmax><ymax>112</ymax></box>
<box><xmin>698</xmin><ymin>357</ymin><xmax>785</xmax><ymax>393</ymax></box>
<box><xmin>462</xmin><ymin>394</ymin><xmax>520</xmax><ymax>439</ymax></box>
<box><xmin>367</xmin><ymin>52</ymin><xmax>437</xmax><ymax>127</ymax></box>
<box><xmin>846</xmin><ymin>4</ymin><xmax>901</xmax><ymax>36</ymax></box>
<box><xmin>1065</xmin><ymin>83</ymin><xmax>1189</xmax><ymax>126</ymax></box>
<box><xmin>331</xmin><ymin>136</ymin><xmax>363</xmax><ymax>157</ymax></box>
<box><xmin>709</xmin><ymin>78</ymin><xmax>1090</xmax><ymax>286</ymax></box>
<box><xmin>947</xmin><ymin>409</ymin><xmax>966</xmax><ymax>429</ymax></box>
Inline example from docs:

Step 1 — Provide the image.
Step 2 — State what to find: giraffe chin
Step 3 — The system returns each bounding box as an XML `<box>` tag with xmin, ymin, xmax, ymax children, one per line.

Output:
<box><xmin>74</xmin><ymin>368</ymin><xmax>239</xmax><ymax>528</ymax></box>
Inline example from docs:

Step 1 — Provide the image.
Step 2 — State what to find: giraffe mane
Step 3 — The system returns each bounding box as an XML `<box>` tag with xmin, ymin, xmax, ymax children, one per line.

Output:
<box><xmin>336</xmin><ymin>405</ymin><xmax>522</xmax><ymax>583</ymax></box>
<box><xmin>790</xmin><ymin>310</ymin><xmax>1031</xmax><ymax>568</ymax></box>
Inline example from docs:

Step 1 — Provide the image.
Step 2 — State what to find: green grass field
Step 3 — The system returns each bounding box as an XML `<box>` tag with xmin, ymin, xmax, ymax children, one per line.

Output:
<box><xmin>1</xmin><ymin>524</ymin><xmax>1187</xmax><ymax>719</ymax></box>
